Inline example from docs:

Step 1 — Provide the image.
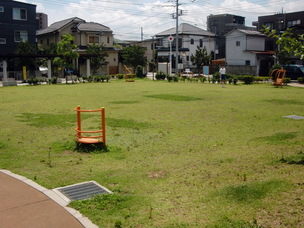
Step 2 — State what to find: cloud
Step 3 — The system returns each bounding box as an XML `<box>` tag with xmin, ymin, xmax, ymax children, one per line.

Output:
<box><xmin>29</xmin><ymin>0</ymin><xmax>303</xmax><ymax>40</ymax></box>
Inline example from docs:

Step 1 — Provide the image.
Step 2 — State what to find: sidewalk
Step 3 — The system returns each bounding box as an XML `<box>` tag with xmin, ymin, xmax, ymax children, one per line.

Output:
<box><xmin>0</xmin><ymin>170</ymin><xmax>98</xmax><ymax>228</ymax></box>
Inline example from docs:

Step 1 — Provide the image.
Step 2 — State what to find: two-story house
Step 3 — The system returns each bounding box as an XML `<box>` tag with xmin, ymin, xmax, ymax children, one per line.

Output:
<box><xmin>225</xmin><ymin>29</ymin><xmax>274</xmax><ymax>76</ymax></box>
<box><xmin>255</xmin><ymin>11</ymin><xmax>304</xmax><ymax>64</ymax></box>
<box><xmin>37</xmin><ymin>17</ymin><xmax>120</xmax><ymax>76</ymax></box>
<box><xmin>155</xmin><ymin>23</ymin><xmax>215</xmax><ymax>73</ymax></box>
<box><xmin>0</xmin><ymin>0</ymin><xmax>37</xmax><ymax>55</ymax></box>
<box><xmin>0</xmin><ymin>0</ymin><xmax>37</xmax><ymax>84</ymax></box>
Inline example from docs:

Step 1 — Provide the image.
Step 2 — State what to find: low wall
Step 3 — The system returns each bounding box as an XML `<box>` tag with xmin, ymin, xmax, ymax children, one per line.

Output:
<box><xmin>211</xmin><ymin>65</ymin><xmax>257</xmax><ymax>76</ymax></box>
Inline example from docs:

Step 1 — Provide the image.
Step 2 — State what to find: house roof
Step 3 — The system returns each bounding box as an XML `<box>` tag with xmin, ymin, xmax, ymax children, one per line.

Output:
<box><xmin>36</xmin><ymin>17</ymin><xmax>112</xmax><ymax>36</ymax></box>
<box><xmin>156</xmin><ymin>23</ymin><xmax>215</xmax><ymax>37</ymax></box>
<box><xmin>225</xmin><ymin>29</ymin><xmax>266</xmax><ymax>37</ymax></box>
<box><xmin>37</xmin><ymin>17</ymin><xmax>85</xmax><ymax>35</ymax></box>
<box><xmin>77</xmin><ymin>22</ymin><xmax>112</xmax><ymax>33</ymax></box>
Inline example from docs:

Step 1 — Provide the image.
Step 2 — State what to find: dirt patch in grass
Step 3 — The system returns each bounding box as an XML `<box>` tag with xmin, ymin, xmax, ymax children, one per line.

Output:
<box><xmin>147</xmin><ymin>171</ymin><xmax>167</xmax><ymax>179</ymax></box>
<box><xmin>256</xmin><ymin>187</ymin><xmax>304</xmax><ymax>227</ymax></box>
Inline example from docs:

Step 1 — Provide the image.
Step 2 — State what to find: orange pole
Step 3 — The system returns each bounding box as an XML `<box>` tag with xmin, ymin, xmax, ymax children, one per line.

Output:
<box><xmin>101</xmin><ymin>107</ymin><xmax>106</xmax><ymax>146</ymax></box>
<box><xmin>76</xmin><ymin>105</ymin><xmax>81</xmax><ymax>139</ymax></box>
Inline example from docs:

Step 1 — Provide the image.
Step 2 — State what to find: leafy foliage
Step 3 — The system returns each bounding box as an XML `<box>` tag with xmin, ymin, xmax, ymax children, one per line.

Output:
<box><xmin>86</xmin><ymin>43</ymin><xmax>108</xmax><ymax>74</ymax></box>
<box><xmin>14</xmin><ymin>41</ymin><xmax>36</xmax><ymax>72</ymax></box>
<box><xmin>190</xmin><ymin>46</ymin><xmax>211</xmax><ymax>74</ymax></box>
<box><xmin>262</xmin><ymin>27</ymin><xmax>304</xmax><ymax>63</ymax></box>
<box><xmin>121</xmin><ymin>45</ymin><xmax>147</xmax><ymax>71</ymax></box>
<box><xmin>53</xmin><ymin>34</ymin><xmax>79</xmax><ymax>76</ymax></box>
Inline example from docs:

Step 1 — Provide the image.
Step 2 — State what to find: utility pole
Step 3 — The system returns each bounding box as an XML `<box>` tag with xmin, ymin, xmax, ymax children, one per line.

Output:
<box><xmin>175</xmin><ymin>0</ymin><xmax>179</xmax><ymax>74</ymax></box>
<box><xmin>169</xmin><ymin>0</ymin><xmax>195</xmax><ymax>73</ymax></box>
<box><xmin>141</xmin><ymin>27</ymin><xmax>143</xmax><ymax>41</ymax></box>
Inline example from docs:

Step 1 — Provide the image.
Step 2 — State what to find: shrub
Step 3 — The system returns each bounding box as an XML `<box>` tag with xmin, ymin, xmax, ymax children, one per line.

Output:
<box><xmin>115</xmin><ymin>74</ymin><xmax>124</xmax><ymax>79</ymax></box>
<box><xmin>254</xmin><ymin>77</ymin><xmax>270</xmax><ymax>83</ymax></box>
<box><xmin>167</xmin><ymin>75</ymin><xmax>179</xmax><ymax>82</ymax></box>
<box><xmin>199</xmin><ymin>77</ymin><xmax>207</xmax><ymax>83</ymax></box>
<box><xmin>100</xmin><ymin>75</ymin><xmax>110</xmax><ymax>82</ymax></box>
<box><xmin>135</xmin><ymin>65</ymin><xmax>145</xmax><ymax>78</ymax></box>
<box><xmin>298</xmin><ymin>77</ymin><xmax>304</xmax><ymax>84</ymax></box>
<box><xmin>283</xmin><ymin>78</ymin><xmax>291</xmax><ymax>85</ymax></box>
<box><xmin>27</xmin><ymin>78</ymin><xmax>38</xmax><ymax>85</ymax></box>
<box><xmin>213</xmin><ymin>72</ymin><xmax>220</xmax><ymax>80</ymax></box>
<box><xmin>239</xmin><ymin>75</ymin><xmax>255</xmax><ymax>84</ymax></box>
<box><xmin>155</xmin><ymin>72</ymin><xmax>166</xmax><ymax>80</ymax></box>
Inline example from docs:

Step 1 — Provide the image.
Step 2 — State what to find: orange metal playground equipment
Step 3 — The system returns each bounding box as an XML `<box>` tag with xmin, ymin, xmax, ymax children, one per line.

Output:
<box><xmin>74</xmin><ymin>106</ymin><xmax>106</xmax><ymax>145</ymax></box>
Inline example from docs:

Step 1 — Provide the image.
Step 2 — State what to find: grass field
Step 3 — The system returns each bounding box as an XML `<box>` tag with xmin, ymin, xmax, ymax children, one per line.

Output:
<box><xmin>0</xmin><ymin>79</ymin><xmax>303</xmax><ymax>227</ymax></box>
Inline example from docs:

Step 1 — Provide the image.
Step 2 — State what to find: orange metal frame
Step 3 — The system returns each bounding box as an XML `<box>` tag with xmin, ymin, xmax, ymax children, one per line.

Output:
<box><xmin>272</xmin><ymin>69</ymin><xmax>286</xmax><ymax>88</ymax></box>
<box><xmin>75</xmin><ymin>106</ymin><xmax>106</xmax><ymax>145</ymax></box>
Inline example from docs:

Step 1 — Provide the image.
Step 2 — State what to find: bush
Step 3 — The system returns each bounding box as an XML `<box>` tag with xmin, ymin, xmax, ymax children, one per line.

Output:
<box><xmin>283</xmin><ymin>78</ymin><xmax>291</xmax><ymax>85</ymax></box>
<box><xmin>167</xmin><ymin>75</ymin><xmax>179</xmax><ymax>82</ymax></box>
<box><xmin>239</xmin><ymin>75</ymin><xmax>255</xmax><ymax>84</ymax></box>
<box><xmin>155</xmin><ymin>72</ymin><xmax>166</xmax><ymax>80</ymax></box>
<box><xmin>135</xmin><ymin>65</ymin><xmax>144</xmax><ymax>78</ymax></box>
<box><xmin>298</xmin><ymin>77</ymin><xmax>304</xmax><ymax>84</ymax></box>
<box><xmin>254</xmin><ymin>77</ymin><xmax>270</xmax><ymax>83</ymax></box>
<box><xmin>27</xmin><ymin>78</ymin><xmax>38</xmax><ymax>85</ymax></box>
<box><xmin>101</xmin><ymin>75</ymin><xmax>110</xmax><ymax>82</ymax></box>
<box><xmin>115</xmin><ymin>74</ymin><xmax>125</xmax><ymax>79</ymax></box>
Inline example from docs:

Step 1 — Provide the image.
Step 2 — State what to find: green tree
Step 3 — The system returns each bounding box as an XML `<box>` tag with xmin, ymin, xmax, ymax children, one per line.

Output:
<box><xmin>53</xmin><ymin>34</ymin><xmax>79</xmax><ymax>76</ymax></box>
<box><xmin>121</xmin><ymin>45</ymin><xmax>147</xmax><ymax>71</ymax></box>
<box><xmin>262</xmin><ymin>27</ymin><xmax>304</xmax><ymax>64</ymax></box>
<box><xmin>86</xmin><ymin>43</ymin><xmax>108</xmax><ymax>75</ymax></box>
<box><xmin>15</xmin><ymin>41</ymin><xmax>36</xmax><ymax>74</ymax></box>
<box><xmin>190</xmin><ymin>46</ymin><xmax>211</xmax><ymax>74</ymax></box>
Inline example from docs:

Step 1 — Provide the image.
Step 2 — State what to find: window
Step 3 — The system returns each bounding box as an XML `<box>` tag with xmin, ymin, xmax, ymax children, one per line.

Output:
<box><xmin>245</xmin><ymin>60</ymin><xmax>250</xmax><ymax>65</ymax></box>
<box><xmin>190</xmin><ymin>39</ymin><xmax>194</xmax><ymax>45</ymax></box>
<box><xmin>264</xmin><ymin>22</ymin><xmax>273</xmax><ymax>30</ymax></box>
<box><xmin>236</xmin><ymin>41</ymin><xmax>240</xmax><ymax>46</ymax></box>
<box><xmin>287</xmin><ymin>20</ymin><xmax>301</xmax><ymax>27</ymax></box>
<box><xmin>88</xmin><ymin>36</ymin><xmax>99</xmax><ymax>44</ymax></box>
<box><xmin>199</xmin><ymin>39</ymin><xmax>203</xmax><ymax>47</ymax></box>
<box><xmin>0</xmin><ymin>38</ymin><xmax>6</xmax><ymax>44</ymax></box>
<box><xmin>47</xmin><ymin>38</ymin><xmax>50</xmax><ymax>45</ymax></box>
<box><xmin>0</xmin><ymin>6</ymin><xmax>4</xmax><ymax>12</ymax></box>
<box><xmin>13</xmin><ymin>8</ymin><xmax>27</xmax><ymax>20</ymax></box>
<box><xmin>14</xmin><ymin>30</ymin><xmax>28</xmax><ymax>42</ymax></box>
<box><xmin>107</xmin><ymin>36</ymin><xmax>110</xmax><ymax>44</ymax></box>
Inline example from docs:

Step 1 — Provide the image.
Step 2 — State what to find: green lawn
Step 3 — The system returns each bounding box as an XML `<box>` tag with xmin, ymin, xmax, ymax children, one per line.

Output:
<box><xmin>0</xmin><ymin>80</ymin><xmax>303</xmax><ymax>227</ymax></box>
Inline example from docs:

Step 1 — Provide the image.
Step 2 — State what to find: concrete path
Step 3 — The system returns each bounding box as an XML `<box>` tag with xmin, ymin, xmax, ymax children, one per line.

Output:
<box><xmin>0</xmin><ymin>170</ymin><xmax>98</xmax><ymax>228</ymax></box>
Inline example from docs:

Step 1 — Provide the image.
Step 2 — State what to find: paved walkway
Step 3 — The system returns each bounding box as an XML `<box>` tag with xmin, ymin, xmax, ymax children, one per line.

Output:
<box><xmin>0</xmin><ymin>170</ymin><xmax>98</xmax><ymax>228</ymax></box>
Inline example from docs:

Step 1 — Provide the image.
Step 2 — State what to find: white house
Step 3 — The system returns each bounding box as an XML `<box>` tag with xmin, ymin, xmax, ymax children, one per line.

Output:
<box><xmin>225</xmin><ymin>29</ymin><xmax>274</xmax><ymax>76</ymax></box>
<box><xmin>155</xmin><ymin>23</ymin><xmax>215</xmax><ymax>73</ymax></box>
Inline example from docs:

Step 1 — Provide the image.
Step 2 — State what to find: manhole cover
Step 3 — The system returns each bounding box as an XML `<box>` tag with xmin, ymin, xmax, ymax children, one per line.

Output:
<box><xmin>54</xmin><ymin>181</ymin><xmax>111</xmax><ymax>201</ymax></box>
<box><xmin>283</xmin><ymin>115</ymin><xmax>304</xmax><ymax>120</ymax></box>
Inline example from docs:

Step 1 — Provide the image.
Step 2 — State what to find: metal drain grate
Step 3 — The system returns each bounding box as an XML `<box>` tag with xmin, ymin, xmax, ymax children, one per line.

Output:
<box><xmin>55</xmin><ymin>181</ymin><xmax>112</xmax><ymax>201</ymax></box>
<box><xmin>283</xmin><ymin>115</ymin><xmax>304</xmax><ymax>120</ymax></box>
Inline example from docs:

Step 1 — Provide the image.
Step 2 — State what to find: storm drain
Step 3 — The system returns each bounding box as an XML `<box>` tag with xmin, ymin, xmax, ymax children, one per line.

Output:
<box><xmin>283</xmin><ymin>115</ymin><xmax>304</xmax><ymax>120</ymax></box>
<box><xmin>54</xmin><ymin>181</ymin><xmax>112</xmax><ymax>202</ymax></box>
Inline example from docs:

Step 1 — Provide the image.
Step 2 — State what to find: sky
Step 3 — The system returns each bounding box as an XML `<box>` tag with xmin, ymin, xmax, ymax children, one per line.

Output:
<box><xmin>20</xmin><ymin>0</ymin><xmax>303</xmax><ymax>40</ymax></box>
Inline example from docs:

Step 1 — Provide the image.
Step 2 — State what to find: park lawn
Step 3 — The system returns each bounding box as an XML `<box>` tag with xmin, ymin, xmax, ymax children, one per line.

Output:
<box><xmin>0</xmin><ymin>80</ymin><xmax>303</xmax><ymax>227</ymax></box>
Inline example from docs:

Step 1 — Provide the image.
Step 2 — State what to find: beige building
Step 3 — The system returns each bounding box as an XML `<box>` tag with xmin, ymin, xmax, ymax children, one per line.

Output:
<box><xmin>37</xmin><ymin>17</ymin><xmax>120</xmax><ymax>75</ymax></box>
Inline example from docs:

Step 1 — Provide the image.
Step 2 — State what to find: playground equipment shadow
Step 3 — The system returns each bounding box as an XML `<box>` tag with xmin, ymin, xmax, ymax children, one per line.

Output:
<box><xmin>0</xmin><ymin>170</ymin><xmax>97</xmax><ymax>228</ymax></box>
